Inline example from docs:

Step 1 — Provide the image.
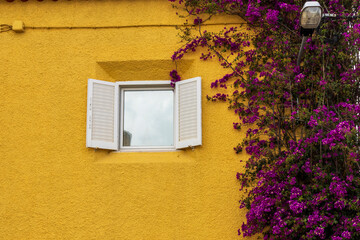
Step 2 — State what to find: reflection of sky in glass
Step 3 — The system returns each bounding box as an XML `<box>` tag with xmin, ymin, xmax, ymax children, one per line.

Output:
<box><xmin>123</xmin><ymin>90</ymin><xmax>174</xmax><ymax>146</ymax></box>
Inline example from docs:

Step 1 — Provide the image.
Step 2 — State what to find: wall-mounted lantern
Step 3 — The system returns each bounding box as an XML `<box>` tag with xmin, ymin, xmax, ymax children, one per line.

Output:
<box><xmin>300</xmin><ymin>1</ymin><xmax>323</xmax><ymax>36</ymax></box>
<box><xmin>297</xmin><ymin>1</ymin><xmax>323</xmax><ymax>66</ymax></box>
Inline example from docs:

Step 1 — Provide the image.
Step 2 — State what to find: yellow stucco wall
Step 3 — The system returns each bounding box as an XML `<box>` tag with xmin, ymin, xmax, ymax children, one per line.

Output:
<box><xmin>0</xmin><ymin>1</ymin><xmax>255</xmax><ymax>239</ymax></box>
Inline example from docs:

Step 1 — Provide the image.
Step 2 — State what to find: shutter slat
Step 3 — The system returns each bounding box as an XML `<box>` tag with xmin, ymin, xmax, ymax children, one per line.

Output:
<box><xmin>92</xmin><ymin>108</ymin><xmax>115</xmax><ymax>115</ymax></box>
<box><xmin>92</xmin><ymin>125</ymin><xmax>115</xmax><ymax>130</ymax></box>
<box><xmin>179</xmin><ymin>123</ymin><xmax>197</xmax><ymax>129</ymax></box>
<box><xmin>179</xmin><ymin>110</ymin><xmax>197</xmax><ymax>115</ymax></box>
<box><xmin>93</xmin><ymin>115</ymin><xmax>114</xmax><ymax>121</ymax></box>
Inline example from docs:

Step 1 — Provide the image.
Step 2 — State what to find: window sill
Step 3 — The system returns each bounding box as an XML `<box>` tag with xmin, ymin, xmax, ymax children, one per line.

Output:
<box><xmin>115</xmin><ymin>148</ymin><xmax>178</xmax><ymax>153</ymax></box>
<box><xmin>93</xmin><ymin>148</ymin><xmax>196</xmax><ymax>164</ymax></box>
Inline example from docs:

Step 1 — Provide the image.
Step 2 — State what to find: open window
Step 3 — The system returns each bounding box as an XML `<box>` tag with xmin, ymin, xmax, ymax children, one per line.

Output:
<box><xmin>86</xmin><ymin>77</ymin><xmax>202</xmax><ymax>151</ymax></box>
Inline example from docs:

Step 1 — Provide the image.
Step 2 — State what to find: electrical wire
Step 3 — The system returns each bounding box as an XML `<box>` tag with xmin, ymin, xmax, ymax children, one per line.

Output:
<box><xmin>24</xmin><ymin>22</ymin><xmax>248</xmax><ymax>30</ymax></box>
<box><xmin>0</xmin><ymin>24</ymin><xmax>12</xmax><ymax>33</ymax></box>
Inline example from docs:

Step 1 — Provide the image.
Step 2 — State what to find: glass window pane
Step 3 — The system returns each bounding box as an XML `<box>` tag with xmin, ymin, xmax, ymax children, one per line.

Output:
<box><xmin>123</xmin><ymin>90</ymin><xmax>174</xmax><ymax>147</ymax></box>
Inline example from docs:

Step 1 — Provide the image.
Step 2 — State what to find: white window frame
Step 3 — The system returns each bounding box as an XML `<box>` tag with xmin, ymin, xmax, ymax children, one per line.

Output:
<box><xmin>118</xmin><ymin>81</ymin><xmax>176</xmax><ymax>152</ymax></box>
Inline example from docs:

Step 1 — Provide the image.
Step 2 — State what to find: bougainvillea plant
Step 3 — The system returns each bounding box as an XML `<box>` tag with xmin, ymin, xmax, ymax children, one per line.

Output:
<box><xmin>169</xmin><ymin>0</ymin><xmax>360</xmax><ymax>239</ymax></box>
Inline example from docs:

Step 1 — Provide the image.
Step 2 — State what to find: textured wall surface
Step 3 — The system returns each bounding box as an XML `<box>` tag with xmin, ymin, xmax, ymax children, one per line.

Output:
<box><xmin>0</xmin><ymin>1</ymin><xmax>254</xmax><ymax>239</ymax></box>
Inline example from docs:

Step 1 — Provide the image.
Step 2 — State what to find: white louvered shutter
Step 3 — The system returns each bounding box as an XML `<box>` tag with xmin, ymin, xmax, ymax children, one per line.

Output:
<box><xmin>175</xmin><ymin>77</ymin><xmax>202</xmax><ymax>149</ymax></box>
<box><xmin>86</xmin><ymin>79</ymin><xmax>119</xmax><ymax>150</ymax></box>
